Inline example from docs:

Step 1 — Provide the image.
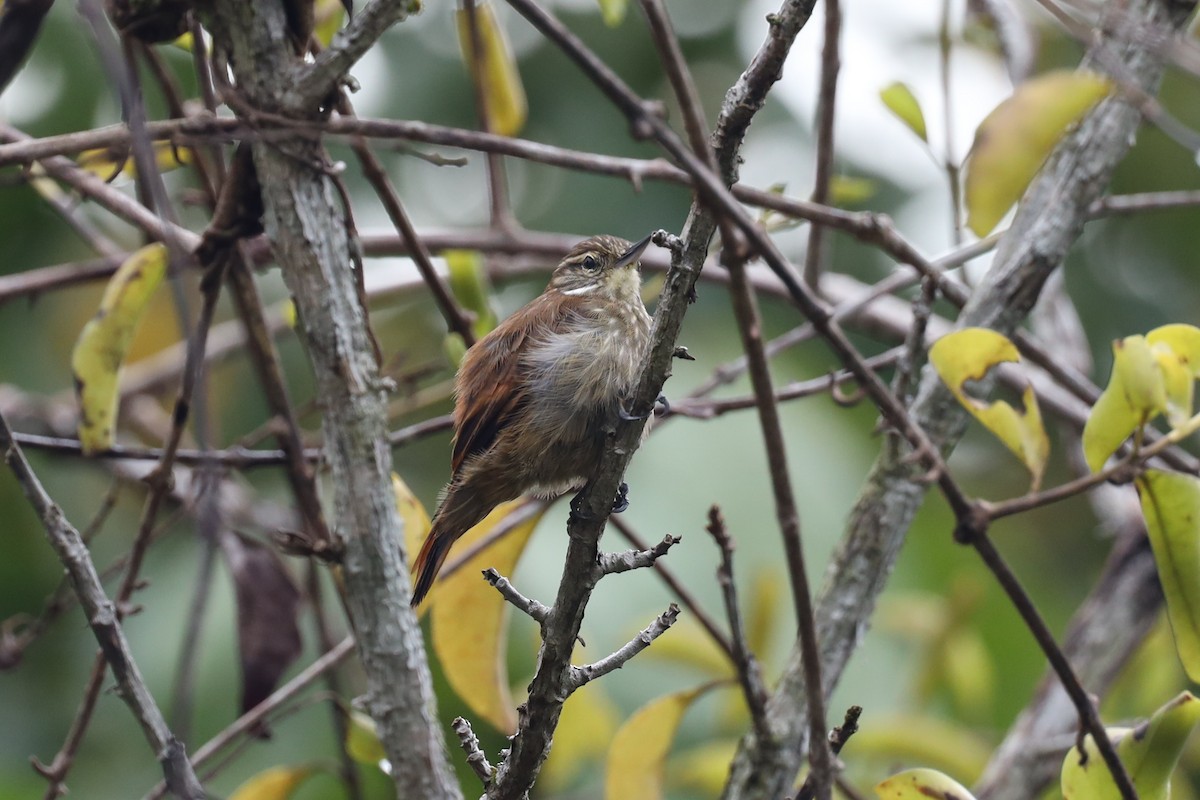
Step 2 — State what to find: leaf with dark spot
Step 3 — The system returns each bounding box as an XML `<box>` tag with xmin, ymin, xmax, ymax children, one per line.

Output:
<box><xmin>220</xmin><ymin>531</ymin><xmax>303</xmax><ymax>737</ymax></box>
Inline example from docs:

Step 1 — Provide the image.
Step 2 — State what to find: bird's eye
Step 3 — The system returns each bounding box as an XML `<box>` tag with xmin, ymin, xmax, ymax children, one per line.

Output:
<box><xmin>582</xmin><ymin>255</ymin><xmax>599</xmax><ymax>270</ymax></box>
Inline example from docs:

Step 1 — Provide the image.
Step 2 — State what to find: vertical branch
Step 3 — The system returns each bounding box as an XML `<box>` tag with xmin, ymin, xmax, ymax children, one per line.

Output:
<box><xmin>723</xmin><ymin>248</ymin><xmax>832</xmax><ymax>799</ymax></box>
<box><xmin>938</xmin><ymin>0</ymin><xmax>963</xmax><ymax>243</ymax></box>
<box><xmin>205</xmin><ymin>0</ymin><xmax>460</xmax><ymax>795</ymax></box>
<box><xmin>334</xmin><ymin>93</ymin><xmax>479</xmax><ymax>346</ymax></box>
<box><xmin>705</xmin><ymin>506</ymin><xmax>771</xmax><ymax>744</ymax></box>
<box><xmin>802</xmin><ymin>0</ymin><xmax>840</xmax><ymax>288</ymax></box>
<box><xmin>463</xmin><ymin>0</ymin><xmax>517</xmax><ymax>231</ymax></box>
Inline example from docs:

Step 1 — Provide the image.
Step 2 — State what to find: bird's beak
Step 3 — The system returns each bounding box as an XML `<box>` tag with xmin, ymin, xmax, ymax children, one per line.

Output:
<box><xmin>614</xmin><ymin>234</ymin><xmax>653</xmax><ymax>270</ymax></box>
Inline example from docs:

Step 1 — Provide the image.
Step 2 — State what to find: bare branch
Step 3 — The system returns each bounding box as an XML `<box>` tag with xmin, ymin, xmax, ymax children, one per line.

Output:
<box><xmin>452</xmin><ymin>717</ymin><xmax>495</xmax><ymax>788</ymax></box>
<box><xmin>802</xmin><ymin>0</ymin><xmax>840</xmax><ymax>287</ymax></box>
<box><xmin>145</xmin><ymin>636</ymin><xmax>356</xmax><ymax>799</ymax></box>
<box><xmin>568</xmin><ymin>603</ymin><xmax>680</xmax><ymax>691</ymax></box>
<box><xmin>291</xmin><ymin>0</ymin><xmax>421</xmax><ymax>111</ymax></box>
<box><xmin>0</xmin><ymin>410</ymin><xmax>204</xmax><ymax>799</ymax></box>
<box><xmin>706</xmin><ymin>506</ymin><xmax>771</xmax><ymax>746</ymax></box>
<box><xmin>482</xmin><ymin>568</ymin><xmax>550</xmax><ymax>625</ymax></box>
<box><xmin>596</xmin><ymin>533</ymin><xmax>681</xmax><ymax>575</ymax></box>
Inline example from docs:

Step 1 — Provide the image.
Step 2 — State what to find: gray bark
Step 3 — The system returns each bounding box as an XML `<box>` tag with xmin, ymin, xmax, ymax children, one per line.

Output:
<box><xmin>204</xmin><ymin>0</ymin><xmax>461</xmax><ymax>796</ymax></box>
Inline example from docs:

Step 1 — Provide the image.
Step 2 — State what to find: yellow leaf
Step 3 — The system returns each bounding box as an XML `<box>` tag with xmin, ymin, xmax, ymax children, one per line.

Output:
<box><xmin>596</xmin><ymin>0</ymin><xmax>628</xmax><ymax>27</ymax></box>
<box><xmin>431</xmin><ymin>500</ymin><xmax>545</xmax><ymax>733</ymax></box>
<box><xmin>1137</xmin><ymin>471</ymin><xmax>1200</xmax><ymax>682</ymax></box>
<box><xmin>928</xmin><ymin>328</ymin><xmax>1050</xmax><ymax>490</ymax></box>
<box><xmin>965</xmin><ymin>70</ymin><xmax>1111</xmax><ymax>236</ymax></box>
<box><xmin>1061</xmin><ymin>692</ymin><xmax>1200</xmax><ymax>800</ymax></box>
<box><xmin>71</xmin><ymin>243</ymin><xmax>169</xmax><ymax>454</ymax></box>
<box><xmin>746</xmin><ymin>568</ymin><xmax>783</xmax><ymax>658</ymax></box>
<box><xmin>605</xmin><ymin>683</ymin><xmax>717</xmax><ymax>800</ymax></box>
<box><xmin>280</xmin><ymin>299</ymin><xmax>297</xmax><ymax>329</ymax></box>
<box><xmin>456</xmin><ymin>3</ymin><xmax>527</xmax><ymax>137</ymax></box>
<box><xmin>669</xmin><ymin>739</ymin><xmax>738</xmax><ymax>796</ymax></box>
<box><xmin>852</xmin><ymin>715</ymin><xmax>992</xmax><ymax>782</ymax></box>
<box><xmin>1083</xmin><ymin>335</ymin><xmax>1167</xmax><ymax>472</ymax></box>
<box><xmin>228</xmin><ymin>765</ymin><xmax>316</xmax><ymax>800</ymax></box>
<box><xmin>540</xmin><ymin>681</ymin><xmax>621</xmax><ymax>790</ymax></box>
<box><xmin>344</xmin><ymin>710</ymin><xmax>388</xmax><ymax>767</ymax></box>
<box><xmin>393</xmin><ymin>473</ymin><xmax>432</xmax><ymax>583</ymax></box>
<box><xmin>76</xmin><ymin>141</ymin><xmax>191</xmax><ymax>182</ymax></box>
<box><xmin>875</xmin><ymin>768</ymin><xmax>978</xmax><ymax>800</ymax></box>
<box><xmin>1146</xmin><ymin>324</ymin><xmax>1200</xmax><ymax>428</ymax></box>
<box><xmin>879</xmin><ymin>81</ymin><xmax>927</xmax><ymax>142</ymax></box>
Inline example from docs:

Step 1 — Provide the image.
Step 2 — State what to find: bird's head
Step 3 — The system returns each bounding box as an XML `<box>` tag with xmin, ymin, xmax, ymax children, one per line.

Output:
<box><xmin>549</xmin><ymin>234</ymin><xmax>653</xmax><ymax>302</ymax></box>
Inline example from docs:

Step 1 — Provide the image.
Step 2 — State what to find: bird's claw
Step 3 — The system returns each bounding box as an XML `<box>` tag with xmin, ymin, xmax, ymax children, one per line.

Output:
<box><xmin>618</xmin><ymin>393</ymin><xmax>670</xmax><ymax>421</ymax></box>
<box><xmin>611</xmin><ymin>481</ymin><xmax>630</xmax><ymax>514</ymax></box>
<box><xmin>568</xmin><ymin>481</ymin><xmax>630</xmax><ymax>520</ymax></box>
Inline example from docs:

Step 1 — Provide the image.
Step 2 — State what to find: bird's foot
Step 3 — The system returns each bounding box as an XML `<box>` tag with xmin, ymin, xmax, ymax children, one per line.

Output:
<box><xmin>569</xmin><ymin>491</ymin><xmax>592</xmax><ymax>522</ymax></box>
<box><xmin>618</xmin><ymin>393</ymin><xmax>670</xmax><ymax>421</ymax></box>
<box><xmin>611</xmin><ymin>481</ymin><xmax>630</xmax><ymax>514</ymax></box>
<box><xmin>568</xmin><ymin>482</ymin><xmax>631</xmax><ymax>522</ymax></box>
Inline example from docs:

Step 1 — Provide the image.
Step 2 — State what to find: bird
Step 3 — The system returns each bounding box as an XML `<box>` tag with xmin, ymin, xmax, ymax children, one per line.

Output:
<box><xmin>410</xmin><ymin>234</ymin><xmax>656</xmax><ymax>606</ymax></box>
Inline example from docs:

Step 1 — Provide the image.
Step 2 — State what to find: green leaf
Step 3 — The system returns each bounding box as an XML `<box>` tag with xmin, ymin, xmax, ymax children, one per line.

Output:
<box><xmin>965</xmin><ymin>70</ymin><xmax>1112</xmax><ymax>236</ymax></box>
<box><xmin>596</xmin><ymin>0</ymin><xmax>628</xmax><ymax>26</ymax></box>
<box><xmin>828</xmin><ymin>174</ymin><xmax>878</xmax><ymax>205</ymax></box>
<box><xmin>344</xmin><ymin>710</ymin><xmax>388</xmax><ymax>767</ymax></box>
<box><xmin>1061</xmin><ymin>692</ymin><xmax>1200</xmax><ymax>800</ymax></box>
<box><xmin>875</xmin><ymin>768</ymin><xmax>977</xmax><ymax>800</ymax></box>
<box><xmin>1083</xmin><ymin>335</ymin><xmax>1167</xmax><ymax>472</ymax></box>
<box><xmin>1146</xmin><ymin>324</ymin><xmax>1200</xmax><ymax>428</ymax></box>
<box><xmin>444</xmin><ymin>249</ymin><xmax>497</xmax><ymax>338</ymax></box>
<box><xmin>928</xmin><ymin>328</ymin><xmax>1049</xmax><ymax>490</ymax></box>
<box><xmin>1137</xmin><ymin>471</ymin><xmax>1200</xmax><ymax>682</ymax></box>
<box><xmin>879</xmin><ymin>81</ymin><xmax>928</xmax><ymax>142</ymax></box>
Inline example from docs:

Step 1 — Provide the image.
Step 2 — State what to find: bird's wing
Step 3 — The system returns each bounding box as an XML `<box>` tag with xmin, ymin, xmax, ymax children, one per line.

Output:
<box><xmin>450</xmin><ymin>292</ymin><xmax>581</xmax><ymax>474</ymax></box>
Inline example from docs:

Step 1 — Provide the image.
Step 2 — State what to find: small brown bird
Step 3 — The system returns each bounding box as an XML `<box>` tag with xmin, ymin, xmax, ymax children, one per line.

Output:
<box><xmin>410</xmin><ymin>234</ymin><xmax>656</xmax><ymax>605</ymax></box>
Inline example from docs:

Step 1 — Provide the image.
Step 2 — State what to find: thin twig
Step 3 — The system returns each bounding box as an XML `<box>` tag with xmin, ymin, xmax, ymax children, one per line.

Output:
<box><xmin>0</xmin><ymin>410</ymin><xmax>204</xmax><ymax>798</ymax></box>
<box><xmin>568</xmin><ymin>603</ymin><xmax>680</xmax><ymax>690</ymax></box>
<box><xmin>596</xmin><ymin>534</ymin><xmax>681</xmax><ymax>574</ymax></box>
<box><xmin>794</xmin><ymin>705</ymin><xmax>862</xmax><ymax>800</ymax></box>
<box><xmin>938</xmin><ymin>0</ymin><xmax>963</xmax><ymax>243</ymax></box>
<box><xmin>802</xmin><ymin>0</ymin><xmax>840</xmax><ymax>288</ymax></box>
<box><xmin>335</xmin><ymin>92</ymin><xmax>479</xmax><ymax>345</ymax></box>
<box><xmin>143</xmin><ymin>636</ymin><xmax>356</xmax><ymax>800</ymax></box>
<box><xmin>962</xmin><ymin>526</ymin><xmax>1137</xmax><ymax>799</ymax></box>
<box><xmin>705</xmin><ymin>505</ymin><xmax>771</xmax><ymax>745</ymax></box>
<box><xmin>462</xmin><ymin>0</ymin><xmax>517</xmax><ymax>232</ymax></box>
<box><xmin>723</xmin><ymin>243</ymin><xmax>832</xmax><ymax>798</ymax></box>
<box><xmin>608</xmin><ymin>516</ymin><xmax>736</xmax><ymax>661</ymax></box>
<box><xmin>452</xmin><ymin>717</ymin><xmax>495</xmax><ymax>787</ymax></box>
<box><xmin>481</xmin><ymin>568</ymin><xmax>550</xmax><ymax>624</ymax></box>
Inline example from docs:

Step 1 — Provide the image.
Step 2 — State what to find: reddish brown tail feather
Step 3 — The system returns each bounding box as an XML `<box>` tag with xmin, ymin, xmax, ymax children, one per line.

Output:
<box><xmin>411</xmin><ymin>528</ymin><xmax>453</xmax><ymax>606</ymax></box>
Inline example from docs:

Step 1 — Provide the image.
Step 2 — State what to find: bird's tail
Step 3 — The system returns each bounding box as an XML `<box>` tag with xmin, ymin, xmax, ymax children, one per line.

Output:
<box><xmin>411</xmin><ymin>526</ymin><xmax>454</xmax><ymax>607</ymax></box>
<box><xmin>410</xmin><ymin>485</ymin><xmax>496</xmax><ymax>606</ymax></box>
